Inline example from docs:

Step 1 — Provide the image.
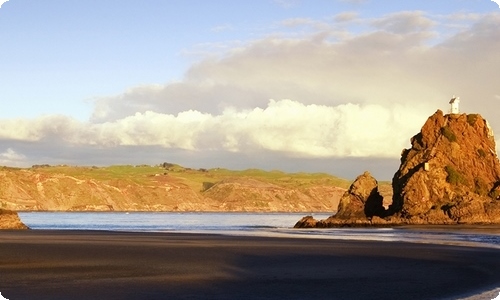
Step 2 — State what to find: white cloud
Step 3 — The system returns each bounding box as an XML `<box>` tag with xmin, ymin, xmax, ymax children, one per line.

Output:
<box><xmin>211</xmin><ymin>24</ymin><xmax>233</xmax><ymax>33</ymax></box>
<box><xmin>333</xmin><ymin>12</ymin><xmax>359</xmax><ymax>23</ymax></box>
<box><xmin>371</xmin><ymin>11</ymin><xmax>436</xmax><ymax>34</ymax></box>
<box><xmin>0</xmin><ymin>0</ymin><xmax>9</xmax><ymax>9</ymax></box>
<box><xmin>0</xmin><ymin>100</ymin><xmax>424</xmax><ymax>158</ymax></box>
<box><xmin>273</xmin><ymin>0</ymin><xmax>300</xmax><ymax>9</ymax></box>
<box><xmin>339</xmin><ymin>0</ymin><xmax>368</xmax><ymax>4</ymax></box>
<box><xmin>281</xmin><ymin>18</ymin><xmax>317</xmax><ymax>27</ymax></box>
<box><xmin>0</xmin><ymin>148</ymin><xmax>26</xmax><ymax>167</ymax></box>
<box><xmin>492</xmin><ymin>1</ymin><xmax>500</xmax><ymax>8</ymax></box>
<box><xmin>0</xmin><ymin>115</ymin><xmax>81</xmax><ymax>141</ymax></box>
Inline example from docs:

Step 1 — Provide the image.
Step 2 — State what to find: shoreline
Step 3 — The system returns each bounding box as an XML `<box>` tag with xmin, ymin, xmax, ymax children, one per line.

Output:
<box><xmin>1</xmin><ymin>230</ymin><xmax>500</xmax><ymax>299</ymax></box>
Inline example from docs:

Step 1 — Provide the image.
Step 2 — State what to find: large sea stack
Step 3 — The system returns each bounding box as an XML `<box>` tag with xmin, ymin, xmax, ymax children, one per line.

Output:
<box><xmin>391</xmin><ymin>109</ymin><xmax>500</xmax><ymax>224</ymax></box>
<box><xmin>296</xmin><ymin>109</ymin><xmax>500</xmax><ymax>227</ymax></box>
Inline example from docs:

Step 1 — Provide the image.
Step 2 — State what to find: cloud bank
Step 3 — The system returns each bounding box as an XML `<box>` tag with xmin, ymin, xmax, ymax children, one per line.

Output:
<box><xmin>0</xmin><ymin>0</ymin><xmax>8</xmax><ymax>9</ymax></box>
<box><xmin>1</xmin><ymin>10</ymin><xmax>499</xmax><ymax>178</ymax></box>
<box><xmin>90</xmin><ymin>11</ymin><xmax>500</xmax><ymax>123</ymax></box>
<box><xmin>0</xmin><ymin>100</ymin><xmax>423</xmax><ymax>158</ymax></box>
<box><xmin>87</xmin><ymin>12</ymin><xmax>500</xmax><ymax>149</ymax></box>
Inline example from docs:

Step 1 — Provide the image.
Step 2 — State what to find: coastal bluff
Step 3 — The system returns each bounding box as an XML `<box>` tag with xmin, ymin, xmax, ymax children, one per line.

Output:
<box><xmin>0</xmin><ymin>165</ymin><xmax>347</xmax><ymax>212</ymax></box>
<box><xmin>296</xmin><ymin>110</ymin><xmax>500</xmax><ymax>227</ymax></box>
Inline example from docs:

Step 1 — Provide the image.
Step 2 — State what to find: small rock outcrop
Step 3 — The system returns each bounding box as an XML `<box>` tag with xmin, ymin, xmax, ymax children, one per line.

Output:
<box><xmin>295</xmin><ymin>172</ymin><xmax>386</xmax><ymax>227</ymax></box>
<box><xmin>0</xmin><ymin>209</ymin><xmax>29</xmax><ymax>229</ymax></box>
<box><xmin>335</xmin><ymin>171</ymin><xmax>385</xmax><ymax>219</ymax></box>
<box><xmin>296</xmin><ymin>109</ymin><xmax>500</xmax><ymax>227</ymax></box>
<box><xmin>294</xmin><ymin>215</ymin><xmax>319</xmax><ymax>228</ymax></box>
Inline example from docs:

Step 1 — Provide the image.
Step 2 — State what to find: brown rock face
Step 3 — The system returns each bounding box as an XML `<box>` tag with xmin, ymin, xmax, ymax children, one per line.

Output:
<box><xmin>391</xmin><ymin>110</ymin><xmax>500</xmax><ymax>223</ymax></box>
<box><xmin>335</xmin><ymin>171</ymin><xmax>385</xmax><ymax>219</ymax></box>
<box><xmin>295</xmin><ymin>109</ymin><xmax>500</xmax><ymax>228</ymax></box>
<box><xmin>294</xmin><ymin>216</ymin><xmax>319</xmax><ymax>228</ymax></box>
<box><xmin>295</xmin><ymin>172</ymin><xmax>386</xmax><ymax>228</ymax></box>
<box><xmin>0</xmin><ymin>209</ymin><xmax>29</xmax><ymax>229</ymax></box>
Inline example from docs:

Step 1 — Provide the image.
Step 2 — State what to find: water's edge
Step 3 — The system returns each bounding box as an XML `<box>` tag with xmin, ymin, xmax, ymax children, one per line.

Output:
<box><xmin>18</xmin><ymin>212</ymin><xmax>500</xmax><ymax>249</ymax></box>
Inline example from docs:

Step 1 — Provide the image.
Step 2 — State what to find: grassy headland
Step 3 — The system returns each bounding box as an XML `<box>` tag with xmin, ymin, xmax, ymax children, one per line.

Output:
<box><xmin>0</xmin><ymin>163</ymin><xmax>350</xmax><ymax>212</ymax></box>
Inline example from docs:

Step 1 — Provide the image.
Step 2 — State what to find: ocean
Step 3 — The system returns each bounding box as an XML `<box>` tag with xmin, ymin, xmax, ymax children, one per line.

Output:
<box><xmin>18</xmin><ymin>212</ymin><xmax>500</xmax><ymax>249</ymax></box>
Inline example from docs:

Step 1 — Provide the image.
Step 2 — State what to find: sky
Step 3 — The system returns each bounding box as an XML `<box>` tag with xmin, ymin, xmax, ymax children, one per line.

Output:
<box><xmin>0</xmin><ymin>0</ymin><xmax>499</xmax><ymax>180</ymax></box>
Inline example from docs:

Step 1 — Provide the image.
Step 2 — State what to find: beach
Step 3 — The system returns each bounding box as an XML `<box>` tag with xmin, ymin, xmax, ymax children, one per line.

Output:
<box><xmin>1</xmin><ymin>230</ymin><xmax>499</xmax><ymax>300</ymax></box>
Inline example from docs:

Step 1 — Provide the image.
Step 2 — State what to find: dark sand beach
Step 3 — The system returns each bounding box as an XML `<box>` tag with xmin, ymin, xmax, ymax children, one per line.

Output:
<box><xmin>1</xmin><ymin>230</ymin><xmax>500</xmax><ymax>300</ymax></box>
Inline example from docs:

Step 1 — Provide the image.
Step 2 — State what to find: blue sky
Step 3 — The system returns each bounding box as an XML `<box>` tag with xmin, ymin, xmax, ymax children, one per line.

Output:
<box><xmin>0</xmin><ymin>0</ymin><xmax>499</xmax><ymax>179</ymax></box>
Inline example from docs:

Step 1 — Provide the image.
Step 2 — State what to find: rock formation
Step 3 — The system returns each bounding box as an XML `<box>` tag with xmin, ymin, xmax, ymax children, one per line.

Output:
<box><xmin>391</xmin><ymin>110</ymin><xmax>500</xmax><ymax>224</ymax></box>
<box><xmin>335</xmin><ymin>171</ymin><xmax>386</xmax><ymax>219</ymax></box>
<box><xmin>296</xmin><ymin>110</ymin><xmax>500</xmax><ymax>227</ymax></box>
<box><xmin>0</xmin><ymin>209</ymin><xmax>28</xmax><ymax>229</ymax></box>
<box><xmin>295</xmin><ymin>172</ymin><xmax>387</xmax><ymax>227</ymax></box>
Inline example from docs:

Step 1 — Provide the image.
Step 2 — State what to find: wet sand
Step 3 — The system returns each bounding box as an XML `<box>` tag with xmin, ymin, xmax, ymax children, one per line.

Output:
<box><xmin>1</xmin><ymin>230</ymin><xmax>499</xmax><ymax>300</ymax></box>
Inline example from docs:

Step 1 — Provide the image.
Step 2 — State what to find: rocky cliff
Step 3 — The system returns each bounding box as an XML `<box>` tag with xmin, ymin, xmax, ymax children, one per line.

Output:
<box><xmin>296</xmin><ymin>110</ymin><xmax>500</xmax><ymax>227</ymax></box>
<box><xmin>0</xmin><ymin>166</ymin><xmax>346</xmax><ymax>212</ymax></box>
<box><xmin>391</xmin><ymin>110</ymin><xmax>500</xmax><ymax>223</ymax></box>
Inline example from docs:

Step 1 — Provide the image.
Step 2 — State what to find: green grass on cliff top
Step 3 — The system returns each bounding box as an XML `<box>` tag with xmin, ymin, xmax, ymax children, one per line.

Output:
<box><xmin>25</xmin><ymin>164</ymin><xmax>351</xmax><ymax>189</ymax></box>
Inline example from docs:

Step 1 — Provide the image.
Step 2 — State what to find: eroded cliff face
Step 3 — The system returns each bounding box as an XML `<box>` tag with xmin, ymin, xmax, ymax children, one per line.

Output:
<box><xmin>0</xmin><ymin>167</ymin><xmax>345</xmax><ymax>212</ymax></box>
<box><xmin>0</xmin><ymin>169</ymin><xmax>202</xmax><ymax>211</ymax></box>
<box><xmin>296</xmin><ymin>110</ymin><xmax>500</xmax><ymax>227</ymax></box>
<box><xmin>204</xmin><ymin>178</ymin><xmax>344</xmax><ymax>212</ymax></box>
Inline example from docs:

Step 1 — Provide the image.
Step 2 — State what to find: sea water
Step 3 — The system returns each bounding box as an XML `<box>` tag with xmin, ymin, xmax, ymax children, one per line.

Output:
<box><xmin>18</xmin><ymin>212</ymin><xmax>319</xmax><ymax>232</ymax></box>
<box><xmin>18</xmin><ymin>212</ymin><xmax>500</xmax><ymax>249</ymax></box>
